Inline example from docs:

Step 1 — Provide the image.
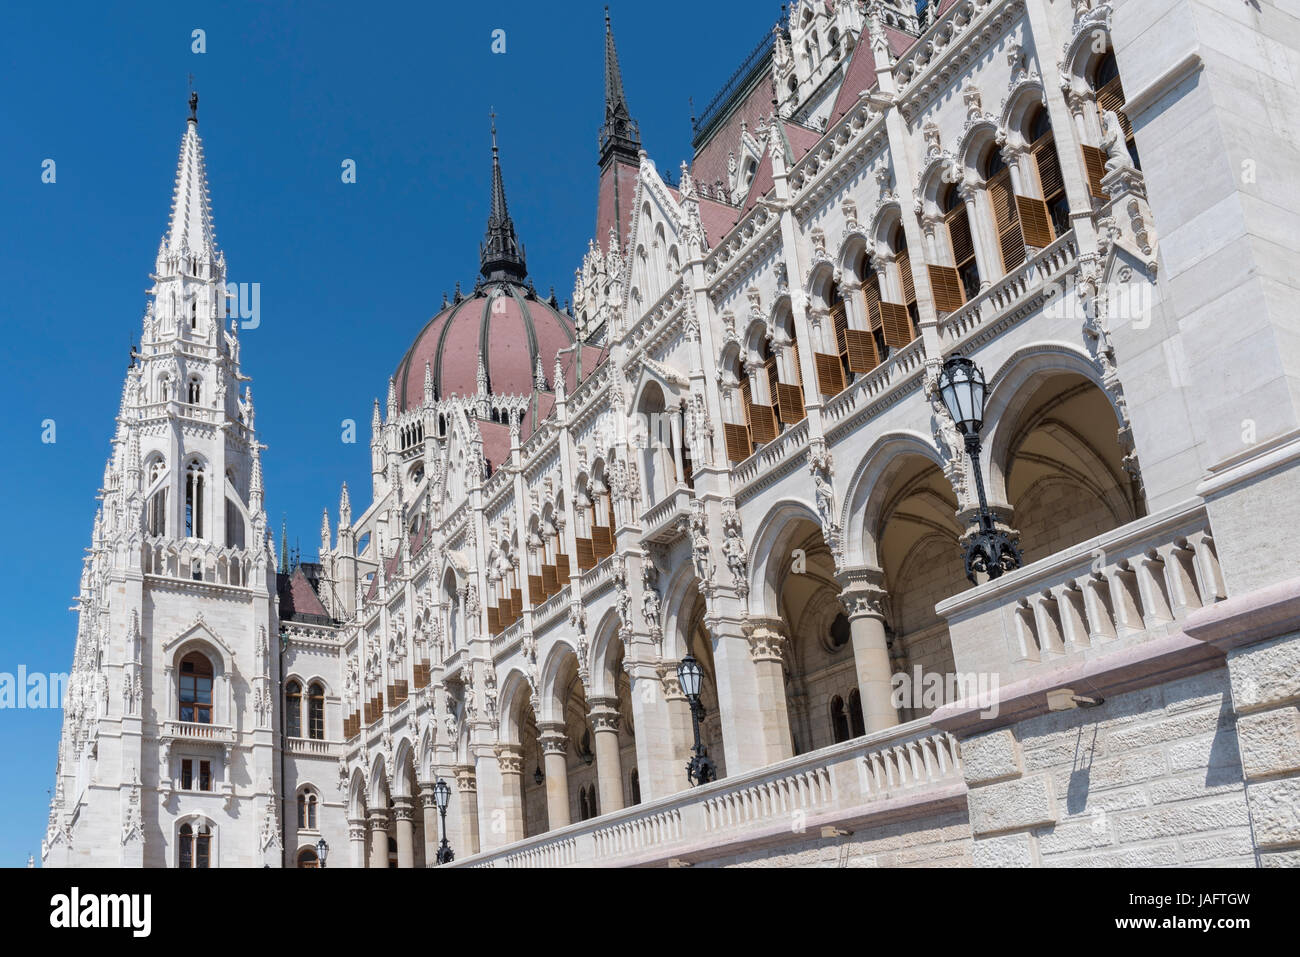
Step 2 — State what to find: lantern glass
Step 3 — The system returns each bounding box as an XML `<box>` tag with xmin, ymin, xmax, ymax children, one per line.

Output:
<box><xmin>677</xmin><ymin>654</ymin><xmax>703</xmax><ymax>699</ymax></box>
<box><xmin>939</xmin><ymin>356</ymin><xmax>987</xmax><ymax>435</ymax></box>
<box><xmin>315</xmin><ymin>837</ymin><xmax>328</xmax><ymax>864</ymax></box>
<box><xmin>434</xmin><ymin>777</ymin><xmax>451</xmax><ymax>812</ymax></box>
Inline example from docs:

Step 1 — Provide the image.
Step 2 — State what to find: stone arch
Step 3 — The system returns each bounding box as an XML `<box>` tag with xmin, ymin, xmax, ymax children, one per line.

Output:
<box><xmin>347</xmin><ymin>767</ymin><xmax>368</xmax><ymax>820</ymax></box>
<box><xmin>956</xmin><ymin>118</ymin><xmax>1002</xmax><ymax>185</ymax></box>
<box><xmin>841</xmin><ymin>430</ymin><xmax>950</xmax><ymax>569</ymax></box>
<box><xmin>867</xmin><ymin>197</ymin><xmax>904</xmax><ymax>257</ymax></box>
<box><xmin>538</xmin><ymin>638</ymin><xmax>582</xmax><ymax>725</ymax></box>
<box><xmin>367</xmin><ymin>753</ymin><xmax>390</xmax><ymax>810</ymax></box>
<box><xmin>980</xmin><ymin>343</ymin><xmax>1112</xmax><ymax>505</ymax></box>
<box><xmin>496</xmin><ymin>666</ymin><xmax>535</xmax><ymax>745</ymax></box>
<box><xmin>659</xmin><ymin>554</ymin><xmax>701</xmax><ymax>662</ymax></box>
<box><xmin>1000</xmin><ymin>78</ymin><xmax>1049</xmax><ymax>151</ymax></box>
<box><xmin>588</xmin><ymin>607</ymin><xmax>626</xmax><ymax>701</ymax></box>
<box><xmin>747</xmin><ymin>498</ymin><xmax>823</xmax><ymax>619</ymax></box>
<box><xmin>391</xmin><ymin>736</ymin><xmax>416</xmax><ymax>798</ymax></box>
<box><xmin>836</xmin><ymin>227</ymin><xmax>872</xmax><ymax>282</ymax></box>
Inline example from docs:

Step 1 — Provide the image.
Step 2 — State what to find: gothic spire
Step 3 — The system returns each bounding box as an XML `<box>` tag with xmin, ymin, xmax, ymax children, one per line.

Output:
<box><xmin>159</xmin><ymin>90</ymin><xmax>221</xmax><ymax>275</ymax></box>
<box><xmin>479</xmin><ymin>113</ymin><xmax>528</xmax><ymax>284</ymax></box>
<box><xmin>599</xmin><ymin>8</ymin><xmax>641</xmax><ymax>169</ymax></box>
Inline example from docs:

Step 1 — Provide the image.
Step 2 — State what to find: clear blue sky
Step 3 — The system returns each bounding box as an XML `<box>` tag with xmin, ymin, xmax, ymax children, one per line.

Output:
<box><xmin>0</xmin><ymin>0</ymin><xmax>779</xmax><ymax>865</ymax></box>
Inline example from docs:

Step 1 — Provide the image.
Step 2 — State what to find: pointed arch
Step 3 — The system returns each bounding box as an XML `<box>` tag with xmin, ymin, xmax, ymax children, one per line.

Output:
<box><xmin>840</xmin><ymin>430</ymin><xmax>951</xmax><ymax>569</ymax></box>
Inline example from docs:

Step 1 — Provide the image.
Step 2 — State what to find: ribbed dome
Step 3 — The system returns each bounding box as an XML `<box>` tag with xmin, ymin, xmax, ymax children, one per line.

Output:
<box><xmin>393</xmin><ymin>281</ymin><xmax>576</xmax><ymax>414</ymax></box>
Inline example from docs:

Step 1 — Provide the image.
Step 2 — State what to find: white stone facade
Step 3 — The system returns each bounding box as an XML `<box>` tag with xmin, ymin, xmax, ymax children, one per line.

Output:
<box><xmin>46</xmin><ymin>0</ymin><xmax>1300</xmax><ymax>868</ymax></box>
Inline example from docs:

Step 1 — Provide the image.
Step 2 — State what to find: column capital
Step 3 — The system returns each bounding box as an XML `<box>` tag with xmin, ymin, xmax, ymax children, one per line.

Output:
<box><xmin>391</xmin><ymin>795</ymin><xmax>417</xmax><ymax>823</ymax></box>
<box><xmin>494</xmin><ymin>742</ymin><xmax>524</xmax><ymax>775</ymax></box>
<box><xmin>742</xmin><ymin>615</ymin><xmax>789</xmax><ymax>663</ymax></box>
<box><xmin>588</xmin><ymin>697</ymin><xmax>622</xmax><ymax>732</ymax></box>
<box><xmin>366</xmin><ymin>807</ymin><xmax>391</xmax><ymax>829</ymax></box>
<box><xmin>347</xmin><ymin>818</ymin><xmax>367</xmax><ymax>842</ymax></box>
<box><xmin>656</xmin><ymin>660</ymin><xmax>686</xmax><ymax>701</ymax></box>
<box><xmin>453</xmin><ymin>763</ymin><xmax>477</xmax><ymax>793</ymax></box>
<box><xmin>835</xmin><ymin>565</ymin><xmax>888</xmax><ymax>621</ymax></box>
<box><xmin>537</xmin><ymin>721</ymin><xmax>569</xmax><ymax>754</ymax></box>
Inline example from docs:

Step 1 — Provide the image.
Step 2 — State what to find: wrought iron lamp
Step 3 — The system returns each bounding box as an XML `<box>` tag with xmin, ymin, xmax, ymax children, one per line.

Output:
<box><xmin>433</xmin><ymin>777</ymin><xmax>454</xmax><ymax>865</ymax></box>
<box><xmin>677</xmin><ymin>654</ymin><xmax>717</xmax><ymax>786</ymax></box>
<box><xmin>314</xmin><ymin>837</ymin><xmax>329</xmax><ymax>868</ymax></box>
<box><xmin>936</xmin><ymin>354</ymin><xmax>1023</xmax><ymax>584</ymax></box>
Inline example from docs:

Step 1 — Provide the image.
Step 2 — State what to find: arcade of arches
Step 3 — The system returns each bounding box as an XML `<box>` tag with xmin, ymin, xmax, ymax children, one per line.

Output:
<box><xmin>342</xmin><ymin>367</ymin><xmax>1143</xmax><ymax>862</ymax></box>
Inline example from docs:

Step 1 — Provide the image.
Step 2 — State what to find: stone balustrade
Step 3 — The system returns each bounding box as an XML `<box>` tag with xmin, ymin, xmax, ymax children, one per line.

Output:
<box><xmin>455</xmin><ymin>718</ymin><xmax>964</xmax><ymax>868</ymax></box>
<box><xmin>937</xmin><ymin>501</ymin><xmax>1226</xmax><ymax>684</ymax></box>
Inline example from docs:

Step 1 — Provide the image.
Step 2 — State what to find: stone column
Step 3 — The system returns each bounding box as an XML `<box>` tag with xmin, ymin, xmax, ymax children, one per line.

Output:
<box><xmin>366</xmin><ymin>808</ymin><xmax>390</xmax><ymax>869</ymax></box>
<box><xmin>494</xmin><ymin>743</ymin><xmax>526</xmax><ymax>844</ymax></box>
<box><xmin>392</xmin><ymin>796</ymin><xmax>416</xmax><ymax>868</ymax></box>
<box><xmin>348</xmin><ymin>817</ymin><xmax>366</xmax><ymax>869</ymax></box>
<box><xmin>741</xmin><ymin>617</ymin><xmax>795</xmax><ymax>764</ymax></box>
<box><xmin>589</xmin><ymin>697</ymin><xmax>625</xmax><ymax>814</ymax></box>
<box><xmin>628</xmin><ymin>659</ymin><xmax>693</xmax><ymax>801</ymax></box>
<box><xmin>417</xmin><ymin>781</ymin><xmax>440</xmax><ymax>865</ymax></box>
<box><xmin>454</xmin><ymin>764</ymin><xmax>479</xmax><ymax>857</ymax></box>
<box><xmin>838</xmin><ymin>567</ymin><xmax>901</xmax><ymax>733</ymax></box>
<box><xmin>538</xmin><ymin>722</ymin><xmax>571</xmax><ymax>830</ymax></box>
<box><xmin>707</xmin><ymin>620</ymin><xmax>783</xmax><ymax>773</ymax></box>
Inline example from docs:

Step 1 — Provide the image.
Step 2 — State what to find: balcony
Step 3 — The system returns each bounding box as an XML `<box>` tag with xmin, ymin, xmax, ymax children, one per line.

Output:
<box><xmin>161</xmin><ymin>719</ymin><xmax>236</xmax><ymax>746</ymax></box>
<box><xmin>640</xmin><ymin>486</ymin><xmax>693</xmax><ymax>544</ymax></box>
<box><xmin>453</xmin><ymin>719</ymin><xmax>965</xmax><ymax>868</ymax></box>
<box><xmin>287</xmin><ymin>737</ymin><xmax>337</xmax><ymax>758</ymax></box>
<box><xmin>937</xmin><ymin>501</ymin><xmax>1226</xmax><ymax>685</ymax></box>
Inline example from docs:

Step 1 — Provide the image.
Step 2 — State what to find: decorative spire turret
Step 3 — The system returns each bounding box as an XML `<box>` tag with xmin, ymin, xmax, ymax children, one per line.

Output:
<box><xmin>158</xmin><ymin>90</ymin><xmax>220</xmax><ymax>279</ymax></box>
<box><xmin>479</xmin><ymin>113</ymin><xmax>528</xmax><ymax>284</ymax></box>
<box><xmin>599</xmin><ymin>8</ymin><xmax>641</xmax><ymax>169</ymax></box>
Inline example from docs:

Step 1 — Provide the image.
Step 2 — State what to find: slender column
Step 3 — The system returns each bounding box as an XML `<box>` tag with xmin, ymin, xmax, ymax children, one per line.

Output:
<box><xmin>454</xmin><ymin>764</ymin><xmax>479</xmax><ymax>856</ymax></box>
<box><xmin>742</xmin><ymin>618</ymin><xmax>795</xmax><ymax>763</ymax></box>
<box><xmin>366</xmin><ymin>808</ymin><xmax>390</xmax><ymax>869</ymax></box>
<box><xmin>418</xmin><ymin>782</ymin><xmax>439</xmax><ymax>866</ymax></box>
<box><xmin>494</xmin><ymin>744</ymin><xmax>526</xmax><ymax>844</ymax></box>
<box><xmin>708</xmin><ymin>622</ymin><xmax>778</xmax><ymax>773</ymax></box>
<box><xmin>392</xmin><ymin>796</ymin><xmax>416</xmax><ymax>868</ymax></box>
<box><xmin>538</xmin><ymin>723</ymin><xmax>571</xmax><ymax>830</ymax></box>
<box><xmin>628</xmin><ymin>659</ymin><xmax>692</xmax><ymax>800</ymax></box>
<box><xmin>348</xmin><ymin>817</ymin><xmax>366</xmax><ymax>869</ymax></box>
<box><xmin>960</xmin><ymin>184</ymin><xmax>994</xmax><ymax>291</ymax></box>
<box><xmin>589</xmin><ymin>697</ymin><xmax>625</xmax><ymax>814</ymax></box>
<box><xmin>838</xmin><ymin>567</ymin><xmax>901</xmax><ymax>733</ymax></box>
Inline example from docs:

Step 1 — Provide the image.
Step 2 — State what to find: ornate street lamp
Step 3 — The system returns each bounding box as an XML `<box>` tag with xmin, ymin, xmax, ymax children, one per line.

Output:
<box><xmin>936</xmin><ymin>355</ymin><xmax>1023</xmax><ymax>585</ymax></box>
<box><xmin>677</xmin><ymin>654</ymin><xmax>716</xmax><ymax>786</ymax></box>
<box><xmin>433</xmin><ymin>777</ymin><xmax>454</xmax><ymax>865</ymax></box>
<box><xmin>314</xmin><ymin>837</ymin><xmax>329</xmax><ymax>869</ymax></box>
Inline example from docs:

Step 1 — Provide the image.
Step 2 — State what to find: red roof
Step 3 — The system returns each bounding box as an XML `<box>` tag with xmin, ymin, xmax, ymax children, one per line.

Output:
<box><xmin>280</xmin><ymin>566</ymin><xmax>330</xmax><ymax>620</ymax></box>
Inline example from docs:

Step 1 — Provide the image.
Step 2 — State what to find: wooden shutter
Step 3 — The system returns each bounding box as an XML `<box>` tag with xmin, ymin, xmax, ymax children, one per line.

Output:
<box><xmin>556</xmin><ymin>552</ymin><xmax>571</xmax><ymax>583</ymax></box>
<box><xmin>1081</xmin><ymin>145</ymin><xmax>1109</xmax><ymax>199</ymax></box>
<box><xmin>487</xmin><ymin>605</ymin><xmax>500</xmax><ymax>636</ymax></box>
<box><xmin>814</xmin><ymin>352</ymin><xmax>845</xmax><ymax>396</ymax></box>
<box><xmin>946</xmin><ymin>204</ymin><xmax>975</xmax><ymax>270</ymax></box>
<box><xmin>879</xmin><ymin>301</ymin><xmax>914</xmax><ymax>349</ymax></box>
<box><xmin>1015</xmin><ymin>195</ymin><xmax>1054</xmax><ymax>249</ymax></box>
<box><xmin>844</xmin><ymin>328</ymin><xmax>879</xmax><ymax>373</ymax></box>
<box><xmin>927</xmin><ymin>264</ymin><xmax>966</xmax><ymax>314</ymax></box>
<box><xmin>575</xmin><ymin>537</ymin><xmax>596</xmax><ymax>572</ymax></box>
<box><xmin>747</xmin><ymin>401</ymin><xmax>779</xmax><ymax>444</ymax></box>
<box><xmin>724</xmin><ymin>422</ymin><xmax>752</xmax><ymax>462</ymax></box>
<box><xmin>511</xmin><ymin>588</ymin><xmax>523</xmax><ymax>619</ymax></box>
<box><xmin>896</xmin><ymin>247</ymin><xmax>916</xmax><ymax>305</ymax></box>
<box><xmin>989</xmin><ymin>168</ymin><xmax>1026</xmax><ymax>272</ymax></box>
<box><xmin>593</xmin><ymin>526</ymin><xmax>614</xmax><ymax>561</ymax></box>
<box><xmin>831</xmin><ymin>302</ymin><xmax>848</xmax><ymax>352</ymax></box>
<box><xmin>776</xmin><ymin>382</ymin><xmax>805</xmax><ymax>424</ymax></box>
<box><xmin>862</xmin><ymin>273</ymin><xmax>883</xmax><ymax>330</ymax></box>
<box><xmin>541</xmin><ymin>564</ymin><xmax>558</xmax><ymax>597</ymax></box>
<box><xmin>1034</xmin><ymin>134</ymin><xmax>1064</xmax><ymax>204</ymax></box>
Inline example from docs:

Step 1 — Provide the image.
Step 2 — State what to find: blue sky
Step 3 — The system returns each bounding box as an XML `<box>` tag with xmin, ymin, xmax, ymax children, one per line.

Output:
<box><xmin>0</xmin><ymin>0</ymin><xmax>779</xmax><ymax>864</ymax></box>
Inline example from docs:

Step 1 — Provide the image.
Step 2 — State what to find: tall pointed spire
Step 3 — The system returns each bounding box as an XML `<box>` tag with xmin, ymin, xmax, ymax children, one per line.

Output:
<box><xmin>479</xmin><ymin>112</ymin><xmax>528</xmax><ymax>284</ymax></box>
<box><xmin>158</xmin><ymin>90</ymin><xmax>221</xmax><ymax>278</ymax></box>
<box><xmin>599</xmin><ymin>8</ymin><xmax>641</xmax><ymax>169</ymax></box>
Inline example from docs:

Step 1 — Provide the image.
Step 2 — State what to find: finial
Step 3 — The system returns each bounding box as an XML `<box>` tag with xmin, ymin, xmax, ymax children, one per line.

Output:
<box><xmin>188</xmin><ymin>90</ymin><xmax>198</xmax><ymax>125</ymax></box>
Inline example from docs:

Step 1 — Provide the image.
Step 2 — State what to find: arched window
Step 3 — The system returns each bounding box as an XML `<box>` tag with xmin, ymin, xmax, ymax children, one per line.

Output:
<box><xmin>179</xmin><ymin>652</ymin><xmax>213</xmax><ymax>724</ymax></box>
<box><xmin>184</xmin><ymin>460</ymin><xmax>205</xmax><ymax>539</ymax></box>
<box><xmin>830</xmin><ymin>695</ymin><xmax>850</xmax><ymax>744</ymax></box>
<box><xmin>885</xmin><ymin>223</ymin><xmax>919</xmax><ymax>343</ymax></box>
<box><xmin>1024</xmin><ymin>105</ymin><xmax>1069</xmax><ymax>241</ymax></box>
<box><xmin>190</xmin><ymin>298</ymin><xmax>198</xmax><ymax>330</ymax></box>
<box><xmin>981</xmin><ymin>144</ymin><xmax>1025</xmax><ymax>274</ymax></box>
<box><xmin>187</xmin><ymin>377</ymin><xmax>201</xmax><ymax>405</ymax></box>
<box><xmin>297</xmin><ymin>790</ymin><xmax>318</xmax><ymax>830</ymax></box>
<box><xmin>147</xmin><ymin>458</ymin><xmax>167</xmax><ymax>537</ymax></box>
<box><xmin>296</xmin><ymin>848</ymin><xmax>319</xmax><ymax>868</ymax></box>
<box><xmin>177</xmin><ymin>821</ymin><xmax>211</xmax><ymax>868</ymax></box>
<box><xmin>285</xmin><ymin>681</ymin><xmax>302</xmax><ymax>737</ymax></box>
<box><xmin>848</xmin><ymin>689</ymin><xmax>866</xmax><ymax>738</ymax></box>
<box><xmin>941</xmin><ymin>183</ymin><xmax>981</xmax><ymax>301</ymax></box>
<box><xmin>308</xmin><ymin>682</ymin><xmax>325</xmax><ymax>740</ymax></box>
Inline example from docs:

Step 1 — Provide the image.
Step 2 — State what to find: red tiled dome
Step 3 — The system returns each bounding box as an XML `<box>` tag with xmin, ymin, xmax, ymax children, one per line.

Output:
<box><xmin>392</xmin><ymin>281</ymin><xmax>576</xmax><ymax>414</ymax></box>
